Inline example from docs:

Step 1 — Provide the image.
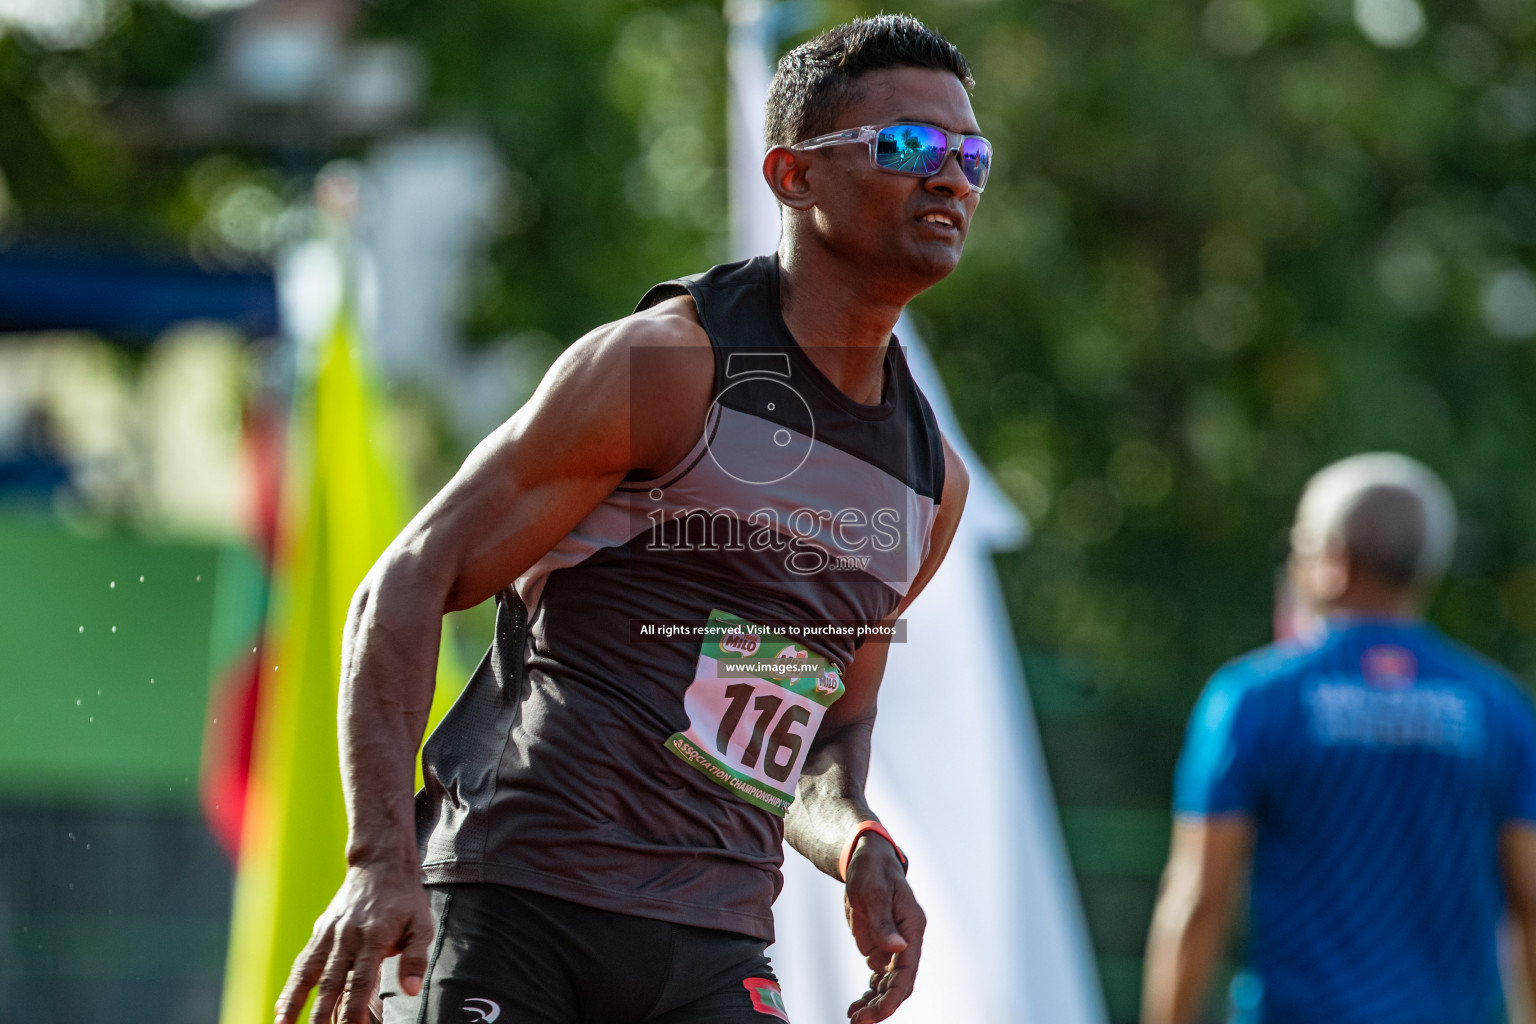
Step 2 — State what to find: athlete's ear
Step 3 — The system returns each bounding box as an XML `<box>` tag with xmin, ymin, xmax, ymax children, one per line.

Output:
<box><xmin>1315</xmin><ymin>539</ymin><xmax>1351</xmax><ymax>604</ymax></box>
<box><xmin>763</xmin><ymin>146</ymin><xmax>817</xmax><ymax>212</ymax></box>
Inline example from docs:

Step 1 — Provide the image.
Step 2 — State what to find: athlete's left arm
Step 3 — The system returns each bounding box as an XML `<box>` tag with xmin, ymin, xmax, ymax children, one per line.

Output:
<box><xmin>784</xmin><ymin>437</ymin><xmax>968</xmax><ymax>1024</ymax></box>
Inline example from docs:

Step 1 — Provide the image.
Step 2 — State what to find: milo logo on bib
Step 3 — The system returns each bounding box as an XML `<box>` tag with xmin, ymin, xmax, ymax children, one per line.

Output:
<box><xmin>666</xmin><ymin>609</ymin><xmax>845</xmax><ymax>816</ymax></box>
<box><xmin>720</xmin><ymin>629</ymin><xmax>761</xmax><ymax>657</ymax></box>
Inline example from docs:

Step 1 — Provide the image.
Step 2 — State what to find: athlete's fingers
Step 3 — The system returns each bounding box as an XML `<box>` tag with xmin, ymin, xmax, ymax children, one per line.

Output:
<box><xmin>309</xmin><ymin>922</ymin><xmax>362</xmax><ymax>1024</ymax></box>
<box><xmin>847</xmin><ymin>945</ymin><xmax>919</xmax><ymax>1024</ymax></box>
<box><xmin>847</xmin><ymin>916</ymin><xmax>921</xmax><ymax>1024</ymax></box>
<box><xmin>846</xmin><ymin>978</ymin><xmax>892</xmax><ymax>1024</ymax></box>
<box><xmin>846</xmin><ymin>967</ymin><xmax>894</xmax><ymax>1020</ymax></box>
<box><xmin>396</xmin><ymin>904</ymin><xmax>433</xmax><ymax>997</ymax></box>
<box><xmin>336</xmin><ymin>948</ymin><xmax>384</xmax><ymax>1024</ymax></box>
<box><xmin>846</xmin><ymin>983</ymin><xmax>878</xmax><ymax>1021</ymax></box>
<box><xmin>276</xmin><ymin>920</ymin><xmax>337</xmax><ymax>1024</ymax></box>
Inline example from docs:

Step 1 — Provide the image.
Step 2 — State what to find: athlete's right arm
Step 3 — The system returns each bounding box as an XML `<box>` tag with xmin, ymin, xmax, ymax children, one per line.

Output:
<box><xmin>274</xmin><ymin>299</ymin><xmax>713</xmax><ymax>1024</ymax></box>
<box><xmin>1501</xmin><ymin>823</ymin><xmax>1536</xmax><ymax>1019</ymax></box>
<box><xmin>1140</xmin><ymin>816</ymin><xmax>1252</xmax><ymax>1024</ymax></box>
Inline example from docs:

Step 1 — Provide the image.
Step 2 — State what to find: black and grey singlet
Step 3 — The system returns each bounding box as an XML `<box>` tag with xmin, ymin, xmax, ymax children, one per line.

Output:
<box><xmin>415</xmin><ymin>254</ymin><xmax>947</xmax><ymax>941</ymax></box>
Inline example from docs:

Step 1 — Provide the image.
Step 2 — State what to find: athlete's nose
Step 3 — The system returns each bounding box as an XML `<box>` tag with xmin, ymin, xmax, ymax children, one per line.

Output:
<box><xmin>924</xmin><ymin>150</ymin><xmax>972</xmax><ymax>199</ymax></box>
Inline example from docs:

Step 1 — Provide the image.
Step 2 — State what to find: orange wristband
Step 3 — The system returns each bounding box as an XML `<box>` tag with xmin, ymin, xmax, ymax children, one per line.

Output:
<box><xmin>838</xmin><ymin>820</ymin><xmax>908</xmax><ymax>882</ymax></box>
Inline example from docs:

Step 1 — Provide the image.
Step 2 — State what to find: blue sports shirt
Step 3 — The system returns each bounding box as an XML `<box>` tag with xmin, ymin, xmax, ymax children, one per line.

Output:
<box><xmin>1175</xmin><ymin>619</ymin><xmax>1536</xmax><ymax>1024</ymax></box>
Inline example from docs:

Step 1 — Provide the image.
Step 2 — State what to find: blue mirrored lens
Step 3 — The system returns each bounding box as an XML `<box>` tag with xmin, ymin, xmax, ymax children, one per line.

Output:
<box><xmin>959</xmin><ymin>137</ymin><xmax>992</xmax><ymax>190</ymax></box>
<box><xmin>874</xmin><ymin>125</ymin><xmax>948</xmax><ymax>175</ymax></box>
<box><xmin>874</xmin><ymin>125</ymin><xmax>992</xmax><ymax>190</ymax></box>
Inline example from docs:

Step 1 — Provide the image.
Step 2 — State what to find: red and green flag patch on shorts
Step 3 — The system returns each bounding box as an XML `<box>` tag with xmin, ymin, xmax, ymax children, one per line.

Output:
<box><xmin>742</xmin><ymin>977</ymin><xmax>790</xmax><ymax>1021</ymax></box>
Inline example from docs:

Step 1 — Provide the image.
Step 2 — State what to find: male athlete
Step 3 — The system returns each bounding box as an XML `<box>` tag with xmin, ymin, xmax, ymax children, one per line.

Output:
<box><xmin>275</xmin><ymin>15</ymin><xmax>987</xmax><ymax>1024</ymax></box>
<box><xmin>1142</xmin><ymin>453</ymin><xmax>1536</xmax><ymax>1024</ymax></box>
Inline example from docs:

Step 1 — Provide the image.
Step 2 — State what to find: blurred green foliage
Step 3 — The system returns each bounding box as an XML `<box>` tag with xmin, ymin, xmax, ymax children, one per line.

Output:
<box><xmin>892</xmin><ymin>0</ymin><xmax>1536</xmax><ymax>713</ymax></box>
<box><xmin>3</xmin><ymin>0</ymin><xmax>1535</xmax><ymax>719</ymax></box>
<box><xmin>362</xmin><ymin>0</ymin><xmax>728</xmax><ymax>342</ymax></box>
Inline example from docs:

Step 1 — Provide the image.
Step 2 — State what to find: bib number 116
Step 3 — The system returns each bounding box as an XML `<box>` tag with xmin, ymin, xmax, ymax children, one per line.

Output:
<box><xmin>665</xmin><ymin>610</ymin><xmax>845</xmax><ymax>817</ymax></box>
<box><xmin>716</xmin><ymin>682</ymin><xmax>811</xmax><ymax>784</ymax></box>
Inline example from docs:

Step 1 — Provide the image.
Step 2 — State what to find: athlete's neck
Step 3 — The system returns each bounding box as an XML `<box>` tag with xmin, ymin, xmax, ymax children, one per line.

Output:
<box><xmin>776</xmin><ymin>247</ymin><xmax>907</xmax><ymax>406</ymax></box>
<box><xmin>1318</xmin><ymin>578</ymin><xmax>1423</xmax><ymax>622</ymax></box>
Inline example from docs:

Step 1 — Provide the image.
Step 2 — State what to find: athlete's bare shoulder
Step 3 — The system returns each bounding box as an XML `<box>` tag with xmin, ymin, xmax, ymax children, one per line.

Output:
<box><xmin>627</xmin><ymin>291</ymin><xmax>710</xmax><ymax>344</ymax></box>
<box><xmin>561</xmin><ymin>293</ymin><xmax>709</xmax><ymax>373</ymax></box>
<box><xmin>546</xmin><ymin>292</ymin><xmax>714</xmax><ymax>477</ymax></box>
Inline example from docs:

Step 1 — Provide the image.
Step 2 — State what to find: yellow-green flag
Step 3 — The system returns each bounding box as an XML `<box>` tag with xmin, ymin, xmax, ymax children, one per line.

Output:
<box><xmin>219</xmin><ymin>291</ymin><xmax>464</xmax><ymax>1024</ymax></box>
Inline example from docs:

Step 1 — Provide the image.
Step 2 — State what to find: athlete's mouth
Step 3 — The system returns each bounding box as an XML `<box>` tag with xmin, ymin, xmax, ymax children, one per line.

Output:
<box><xmin>916</xmin><ymin>210</ymin><xmax>961</xmax><ymax>231</ymax></box>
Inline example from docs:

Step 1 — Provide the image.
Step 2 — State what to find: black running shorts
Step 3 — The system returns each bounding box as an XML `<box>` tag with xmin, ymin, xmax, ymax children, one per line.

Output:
<box><xmin>379</xmin><ymin>884</ymin><xmax>791</xmax><ymax>1024</ymax></box>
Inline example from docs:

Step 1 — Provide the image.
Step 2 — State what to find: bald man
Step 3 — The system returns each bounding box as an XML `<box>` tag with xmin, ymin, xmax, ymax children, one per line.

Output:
<box><xmin>1142</xmin><ymin>453</ymin><xmax>1536</xmax><ymax>1024</ymax></box>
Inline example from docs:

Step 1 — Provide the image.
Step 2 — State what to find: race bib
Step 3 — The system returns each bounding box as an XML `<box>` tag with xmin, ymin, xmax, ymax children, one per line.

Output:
<box><xmin>666</xmin><ymin>609</ymin><xmax>845</xmax><ymax>816</ymax></box>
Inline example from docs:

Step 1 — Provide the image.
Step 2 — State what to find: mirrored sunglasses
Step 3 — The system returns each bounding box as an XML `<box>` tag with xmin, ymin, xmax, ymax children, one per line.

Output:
<box><xmin>794</xmin><ymin>122</ymin><xmax>992</xmax><ymax>192</ymax></box>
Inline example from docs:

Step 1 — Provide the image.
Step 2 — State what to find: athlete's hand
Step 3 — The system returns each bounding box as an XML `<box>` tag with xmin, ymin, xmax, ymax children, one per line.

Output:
<box><xmin>275</xmin><ymin>862</ymin><xmax>434</xmax><ymax>1024</ymax></box>
<box><xmin>842</xmin><ymin>837</ymin><xmax>925</xmax><ymax>1023</ymax></box>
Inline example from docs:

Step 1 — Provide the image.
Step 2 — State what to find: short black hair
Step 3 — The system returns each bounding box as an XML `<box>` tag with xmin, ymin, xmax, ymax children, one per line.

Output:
<box><xmin>764</xmin><ymin>15</ymin><xmax>974</xmax><ymax>149</ymax></box>
<box><xmin>1344</xmin><ymin>485</ymin><xmax>1430</xmax><ymax>589</ymax></box>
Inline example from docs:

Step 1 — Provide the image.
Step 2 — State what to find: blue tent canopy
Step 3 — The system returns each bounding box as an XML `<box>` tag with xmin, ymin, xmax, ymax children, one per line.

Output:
<box><xmin>0</xmin><ymin>244</ymin><xmax>279</xmax><ymax>343</ymax></box>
